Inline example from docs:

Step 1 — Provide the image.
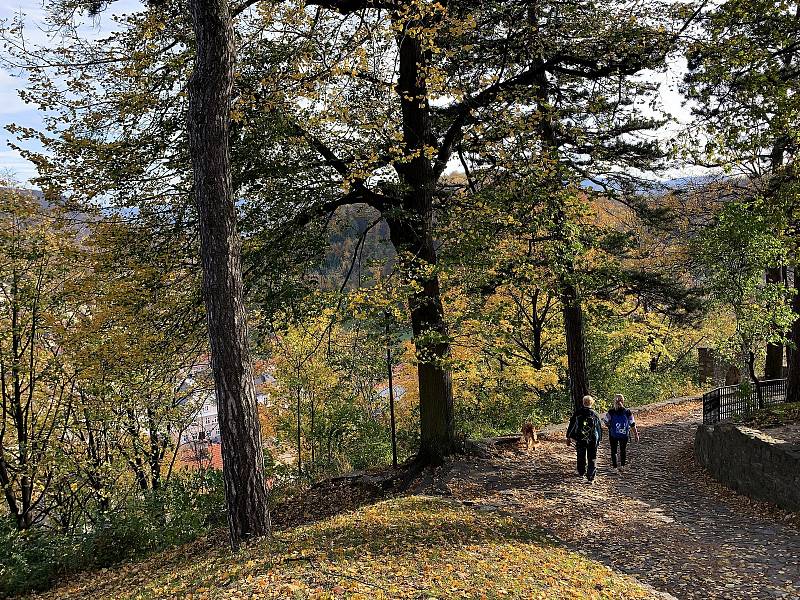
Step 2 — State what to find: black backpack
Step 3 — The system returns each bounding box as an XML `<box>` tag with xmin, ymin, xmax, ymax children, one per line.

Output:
<box><xmin>572</xmin><ymin>409</ymin><xmax>600</xmax><ymax>445</ymax></box>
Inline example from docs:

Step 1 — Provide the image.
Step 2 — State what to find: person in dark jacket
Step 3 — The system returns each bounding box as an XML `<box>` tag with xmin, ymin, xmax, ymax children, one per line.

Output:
<box><xmin>566</xmin><ymin>395</ymin><xmax>603</xmax><ymax>483</ymax></box>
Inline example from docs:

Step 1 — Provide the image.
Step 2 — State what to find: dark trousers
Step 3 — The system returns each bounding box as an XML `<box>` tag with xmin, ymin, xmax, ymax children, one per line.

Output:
<box><xmin>576</xmin><ymin>443</ymin><xmax>597</xmax><ymax>480</ymax></box>
<box><xmin>610</xmin><ymin>436</ymin><xmax>628</xmax><ymax>467</ymax></box>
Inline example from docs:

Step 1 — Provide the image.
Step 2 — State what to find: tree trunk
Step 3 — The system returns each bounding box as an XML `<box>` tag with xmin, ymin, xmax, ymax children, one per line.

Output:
<box><xmin>386</xmin><ymin>318</ymin><xmax>398</xmax><ymax>468</ymax></box>
<box><xmin>187</xmin><ymin>0</ymin><xmax>270</xmax><ymax>549</ymax></box>
<box><xmin>0</xmin><ymin>459</ymin><xmax>21</xmax><ymax>527</ymax></box>
<box><xmin>562</xmin><ymin>281</ymin><xmax>590</xmax><ymax>412</ymax></box>
<box><xmin>296</xmin><ymin>384</ymin><xmax>302</xmax><ymax>477</ymax></box>
<box><xmin>529</xmin><ymin>288</ymin><xmax>547</xmax><ymax>369</ymax></box>
<box><xmin>387</xmin><ymin>18</ymin><xmax>454</xmax><ymax>464</ymax></box>
<box><xmin>786</xmin><ymin>268</ymin><xmax>800</xmax><ymax>402</ymax></box>
<box><xmin>146</xmin><ymin>407</ymin><xmax>163</xmax><ymax>492</ymax></box>
<box><xmin>765</xmin><ymin>266</ymin><xmax>786</xmax><ymax>379</ymax></box>
<box><xmin>386</xmin><ymin>214</ymin><xmax>454</xmax><ymax>463</ymax></box>
<box><xmin>309</xmin><ymin>393</ymin><xmax>315</xmax><ymax>468</ymax></box>
<box><xmin>528</xmin><ymin>45</ymin><xmax>591</xmax><ymax>414</ymax></box>
<box><xmin>747</xmin><ymin>350</ymin><xmax>764</xmax><ymax>410</ymax></box>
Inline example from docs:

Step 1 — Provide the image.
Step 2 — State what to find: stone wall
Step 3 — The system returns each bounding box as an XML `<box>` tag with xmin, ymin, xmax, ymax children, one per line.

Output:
<box><xmin>695</xmin><ymin>423</ymin><xmax>800</xmax><ymax>512</ymax></box>
<box><xmin>697</xmin><ymin>347</ymin><xmax>743</xmax><ymax>386</ymax></box>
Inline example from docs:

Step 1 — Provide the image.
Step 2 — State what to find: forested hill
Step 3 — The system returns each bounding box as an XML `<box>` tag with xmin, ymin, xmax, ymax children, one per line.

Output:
<box><xmin>319</xmin><ymin>203</ymin><xmax>395</xmax><ymax>290</ymax></box>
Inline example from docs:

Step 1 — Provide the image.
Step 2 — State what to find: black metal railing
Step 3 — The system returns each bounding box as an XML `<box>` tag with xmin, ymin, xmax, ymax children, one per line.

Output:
<box><xmin>702</xmin><ymin>378</ymin><xmax>787</xmax><ymax>425</ymax></box>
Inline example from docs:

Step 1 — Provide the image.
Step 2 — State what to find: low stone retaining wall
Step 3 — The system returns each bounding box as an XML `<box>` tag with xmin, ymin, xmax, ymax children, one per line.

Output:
<box><xmin>694</xmin><ymin>422</ymin><xmax>800</xmax><ymax>512</ymax></box>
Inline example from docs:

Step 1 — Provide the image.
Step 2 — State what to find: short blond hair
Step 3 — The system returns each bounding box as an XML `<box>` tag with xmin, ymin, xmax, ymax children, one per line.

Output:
<box><xmin>582</xmin><ymin>395</ymin><xmax>594</xmax><ymax>407</ymax></box>
<box><xmin>614</xmin><ymin>394</ymin><xmax>625</xmax><ymax>405</ymax></box>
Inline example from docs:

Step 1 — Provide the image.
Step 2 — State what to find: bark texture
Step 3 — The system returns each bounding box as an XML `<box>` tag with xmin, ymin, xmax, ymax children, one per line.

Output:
<box><xmin>786</xmin><ymin>268</ymin><xmax>800</xmax><ymax>403</ymax></box>
<box><xmin>562</xmin><ymin>282</ymin><xmax>590</xmax><ymax>411</ymax></box>
<box><xmin>764</xmin><ymin>266</ymin><xmax>786</xmax><ymax>379</ymax></box>
<box><xmin>386</xmin><ymin>23</ymin><xmax>454</xmax><ymax>463</ymax></box>
<box><xmin>187</xmin><ymin>0</ymin><xmax>270</xmax><ymax>549</ymax></box>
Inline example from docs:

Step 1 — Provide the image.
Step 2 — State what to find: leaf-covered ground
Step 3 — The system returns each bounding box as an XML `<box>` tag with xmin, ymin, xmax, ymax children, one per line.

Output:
<box><xmin>444</xmin><ymin>399</ymin><xmax>800</xmax><ymax>599</ymax></box>
<box><xmin>734</xmin><ymin>401</ymin><xmax>800</xmax><ymax>443</ymax></box>
<box><xmin>29</xmin><ymin>496</ymin><xmax>653</xmax><ymax>600</ymax></box>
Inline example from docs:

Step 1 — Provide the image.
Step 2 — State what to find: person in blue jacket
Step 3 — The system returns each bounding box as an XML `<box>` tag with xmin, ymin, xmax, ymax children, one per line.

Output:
<box><xmin>566</xmin><ymin>395</ymin><xmax>603</xmax><ymax>483</ymax></box>
<box><xmin>602</xmin><ymin>393</ymin><xmax>639</xmax><ymax>474</ymax></box>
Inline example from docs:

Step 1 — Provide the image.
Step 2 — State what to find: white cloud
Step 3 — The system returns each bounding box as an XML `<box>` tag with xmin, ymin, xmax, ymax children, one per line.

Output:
<box><xmin>0</xmin><ymin>148</ymin><xmax>37</xmax><ymax>182</ymax></box>
<box><xmin>0</xmin><ymin>0</ymin><xmax>143</xmax><ymax>184</ymax></box>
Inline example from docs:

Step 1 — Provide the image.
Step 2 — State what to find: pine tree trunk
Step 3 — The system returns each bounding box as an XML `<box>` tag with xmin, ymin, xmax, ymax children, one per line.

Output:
<box><xmin>529</xmin><ymin>47</ymin><xmax>591</xmax><ymax>414</ymax></box>
<box><xmin>387</xmin><ymin>24</ymin><xmax>454</xmax><ymax>464</ymax></box>
<box><xmin>187</xmin><ymin>0</ymin><xmax>270</xmax><ymax>549</ymax></box>
<box><xmin>786</xmin><ymin>268</ymin><xmax>800</xmax><ymax>402</ymax></box>
<box><xmin>765</xmin><ymin>266</ymin><xmax>785</xmax><ymax>379</ymax></box>
<box><xmin>562</xmin><ymin>282</ymin><xmax>590</xmax><ymax>412</ymax></box>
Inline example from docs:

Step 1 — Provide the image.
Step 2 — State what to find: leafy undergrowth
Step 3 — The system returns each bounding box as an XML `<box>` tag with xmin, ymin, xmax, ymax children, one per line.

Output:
<box><xmin>29</xmin><ymin>496</ymin><xmax>653</xmax><ymax>600</ymax></box>
<box><xmin>734</xmin><ymin>401</ymin><xmax>800</xmax><ymax>430</ymax></box>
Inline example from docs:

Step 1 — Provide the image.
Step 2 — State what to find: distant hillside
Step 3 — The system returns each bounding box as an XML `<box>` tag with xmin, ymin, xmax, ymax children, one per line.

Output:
<box><xmin>319</xmin><ymin>203</ymin><xmax>395</xmax><ymax>290</ymax></box>
<box><xmin>2</xmin><ymin>186</ymin><xmax>95</xmax><ymax>238</ymax></box>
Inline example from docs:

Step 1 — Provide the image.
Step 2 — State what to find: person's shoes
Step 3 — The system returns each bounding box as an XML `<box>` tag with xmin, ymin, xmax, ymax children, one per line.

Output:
<box><xmin>586</xmin><ymin>477</ymin><xmax>595</xmax><ymax>484</ymax></box>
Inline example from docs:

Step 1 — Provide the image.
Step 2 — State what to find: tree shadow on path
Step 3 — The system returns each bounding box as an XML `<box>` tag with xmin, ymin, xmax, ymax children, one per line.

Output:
<box><xmin>443</xmin><ymin>400</ymin><xmax>800</xmax><ymax>600</ymax></box>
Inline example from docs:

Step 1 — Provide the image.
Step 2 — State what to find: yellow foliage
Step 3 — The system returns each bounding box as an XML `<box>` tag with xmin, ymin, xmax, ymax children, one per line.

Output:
<box><xmin>33</xmin><ymin>497</ymin><xmax>653</xmax><ymax>600</ymax></box>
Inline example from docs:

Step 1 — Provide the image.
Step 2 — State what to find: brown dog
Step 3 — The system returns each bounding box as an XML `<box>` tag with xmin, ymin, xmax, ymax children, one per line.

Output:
<box><xmin>522</xmin><ymin>422</ymin><xmax>538</xmax><ymax>451</ymax></box>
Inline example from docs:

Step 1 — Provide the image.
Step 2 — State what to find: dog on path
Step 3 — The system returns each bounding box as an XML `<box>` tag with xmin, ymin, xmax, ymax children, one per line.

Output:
<box><xmin>521</xmin><ymin>422</ymin><xmax>538</xmax><ymax>451</ymax></box>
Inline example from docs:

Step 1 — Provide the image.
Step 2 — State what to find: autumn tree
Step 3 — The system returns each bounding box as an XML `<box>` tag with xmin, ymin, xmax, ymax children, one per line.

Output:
<box><xmin>0</xmin><ymin>0</ymin><xmax>272</xmax><ymax>547</ymax></box>
<box><xmin>4</xmin><ymin>0</ymin><xmax>695</xmax><ymax>459</ymax></box>
<box><xmin>64</xmin><ymin>213</ymin><xmax>206</xmax><ymax>507</ymax></box>
<box><xmin>237</xmin><ymin>0</ymin><xmax>696</xmax><ymax>439</ymax></box>
<box><xmin>0</xmin><ymin>185</ymin><xmax>84</xmax><ymax>529</ymax></box>
<box><xmin>695</xmin><ymin>201</ymin><xmax>795</xmax><ymax>401</ymax></box>
<box><xmin>684</xmin><ymin>0</ymin><xmax>800</xmax><ymax>384</ymax></box>
<box><xmin>262</xmin><ymin>275</ymin><xmax>410</xmax><ymax>475</ymax></box>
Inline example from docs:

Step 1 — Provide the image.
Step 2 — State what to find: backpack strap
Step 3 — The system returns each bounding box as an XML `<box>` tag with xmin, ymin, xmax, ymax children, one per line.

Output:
<box><xmin>594</xmin><ymin>412</ymin><xmax>603</xmax><ymax>444</ymax></box>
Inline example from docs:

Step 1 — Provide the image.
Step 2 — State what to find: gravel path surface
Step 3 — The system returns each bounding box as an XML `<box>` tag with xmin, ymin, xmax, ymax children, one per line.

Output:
<box><xmin>443</xmin><ymin>399</ymin><xmax>800</xmax><ymax>600</ymax></box>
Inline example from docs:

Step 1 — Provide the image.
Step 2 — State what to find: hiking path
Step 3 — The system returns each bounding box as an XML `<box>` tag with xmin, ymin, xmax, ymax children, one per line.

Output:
<box><xmin>440</xmin><ymin>399</ymin><xmax>800</xmax><ymax>600</ymax></box>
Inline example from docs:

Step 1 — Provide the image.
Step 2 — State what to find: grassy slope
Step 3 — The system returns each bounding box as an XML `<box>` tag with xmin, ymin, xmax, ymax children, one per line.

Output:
<box><xmin>30</xmin><ymin>496</ymin><xmax>654</xmax><ymax>600</ymax></box>
<box><xmin>734</xmin><ymin>401</ymin><xmax>800</xmax><ymax>429</ymax></box>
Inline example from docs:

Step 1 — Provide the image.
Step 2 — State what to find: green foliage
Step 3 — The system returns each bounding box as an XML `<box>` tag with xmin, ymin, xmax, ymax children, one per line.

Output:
<box><xmin>586</xmin><ymin>298</ymin><xmax>701</xmax><ymax>410</ymax></box>
<box><xmin>265</xmin><ymin>298</ymin><xmax>416</xmax><ymax>478</ymax></box>
<box><xmin>455</xmin><ymin>386</ymin><xmax>571</xmax><ymax>440</ymax></box>
<box><xmin>589</xmin><ymin>344</ymin><xmax>698</xmax><ymax>412</ymax></box>
<box><xmin>684</xmin><ymin>0</ymin><xmax>800</xmax><ymax>171</ymax></box>
<box><xmin>695</xmin><ymin>201</ymin><xmax>794</xmax><ymax>363</ymax></box>
<box><xmin>684</xmin><ymin>0</ymin><xmax>799</xmax><ymax>267</ymax></box>
<box><xmin>734</xmin><ymin>401</ymin><xmax>800</xmax><ymax>429</ymax></box>
<box><xmin>0</xmin><ymin>470</ymin><xmax>226</xmax><ymax>597</ymax></box>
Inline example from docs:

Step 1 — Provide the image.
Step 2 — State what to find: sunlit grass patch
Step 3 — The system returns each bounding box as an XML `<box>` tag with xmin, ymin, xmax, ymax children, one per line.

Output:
<box><xmin>31</xmin><ymin>496</ymin><xmax>653</xmax><ymax>599</ymax></box>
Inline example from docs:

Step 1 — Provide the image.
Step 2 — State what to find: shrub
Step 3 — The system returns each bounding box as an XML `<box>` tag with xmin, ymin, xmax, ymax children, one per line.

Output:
<box><xmin>0</xmin><ymin>469</ymin><xmax>226</xmax><ymax>597</ymax></box>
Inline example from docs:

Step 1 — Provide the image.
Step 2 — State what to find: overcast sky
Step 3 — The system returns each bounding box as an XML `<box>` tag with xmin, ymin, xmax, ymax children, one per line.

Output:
<box><xmin>1</xmin><ymin>1</ymin><xmax>696</xmax><ymax>186</ymax></box>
